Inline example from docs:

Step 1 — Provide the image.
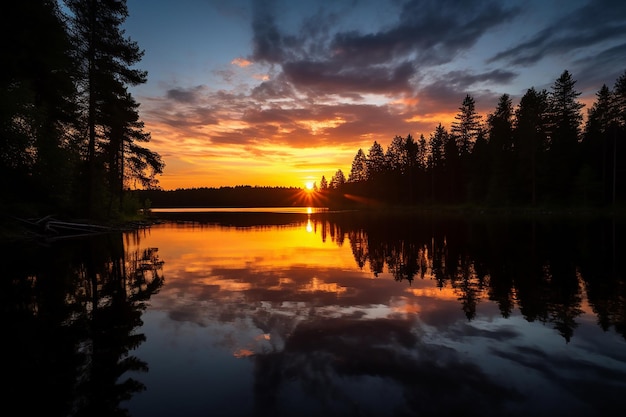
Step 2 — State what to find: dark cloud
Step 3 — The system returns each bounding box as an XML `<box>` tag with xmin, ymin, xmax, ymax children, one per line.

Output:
<box><xmin>250</xmin><ymin>75</ymin><xmax>296</xmax><ymax>100</ymax></box>
<box><xmin>251</xmin><ymin>0</ymin><xmax>291</xmax><ymax>63</ymax></box>
<box><xmin>166</xmin><ymin>86</ymin><xmax>205</xmax><ymax>103</ymax></box>
<box><xmin>442</xmin><ymin>69</ymin><xmax>519</xmax><ymax>88</ymax></box>
<box><xmin>331</xmin><ymin>0</ymin><xmax>519</xmax><ymax>67</ymax></box>
<box><xmin>573</xmin><ymin>43</ymin><xmax>626</xmax><ymax>92</ymax></box>
<box><xmin>489</xmin><ymin>342</ymin><xmax>626</xmax><ymax>412</ymax></box>
<box><xmin>250</xmin><ymin>0</ymin><xmax>519</xmax><ymax>97</ymax></box>
<box><xmin>489</xmin><ymin>1</ymin><xmax>626</xmax><ymax>66</ymax></box>
<box><xmin>405</xmin><ymin>68</ymin><xmax>519</xmax><ymax>116</ymax></box>
<box><xmin>282</xmin><ymin>60</ymin><xmax>416</xmax><ymax>94</ymax></box>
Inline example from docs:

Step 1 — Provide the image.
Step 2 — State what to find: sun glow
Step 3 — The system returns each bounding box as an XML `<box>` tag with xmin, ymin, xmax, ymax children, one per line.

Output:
<box><xmin>305</xmin><ymin>181</ymin><xmax>314</xmax><ymax>190</ymax></box>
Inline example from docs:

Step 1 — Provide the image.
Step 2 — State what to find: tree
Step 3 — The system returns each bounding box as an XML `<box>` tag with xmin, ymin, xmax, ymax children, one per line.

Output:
<box><xmin>0</xmin><ymin>1</ymin><xmax>79</xmax><ymax>214</ymax></box>
<box><xmin>486</xmin><ymin>94</ymin><xmax>514</xmax><ymax>203</ymax></box>
<box><xmin>514</xmin><ymin>87</ymin><xmax>549</xmax><ymax>205</ymax></box>
<box><xmin>66</xmin><ymin>0</ymin><xmax>161</xmax><ymax>217</ymax></box>
<box><xmin>611</xmin><ymin>70</ymin><xmax>626</xmax><ymax>204</ymax></box>
<box><xmin>428</xmin><ymin>124</ymin><xmax>447</xmax><ymax>202</ymax></box>
<box><xmin>319</xmin><ymin>175</ymin><xmax>328</xmax><ymax>190</ymax></box>
<box><xmin>468</xmin><ymin>128</ymin><xmax>490</xmax><ymax>202</ymax></box>
<box><xmin>429</xmin><ymin>124</ymin><xmax>446</xmax><ymax>171</ymax></box>
<box><xmin>443</xmin><ymin>125</ymin><xmax>461</xmax><ymax>202</ymax></box>
<box><xmin>348</xmin><ymin>148</ymin><xmax>368</xmax><ymax>182</ymax></box>
<box><xmin>330</xmin><ymin>169</ymin><xmax>346</xmax><ymax>189</ymax></box>
<box><xmin>546</xmin><ymin>70</ymin><xmax>584</xmax><ymax>201</ymax></box>
<box><xmin>385</xmin><ymin>135</ymin><xmax>408</xmax><ymax>173</ymax></box>
<box><xmin>583</xmin><ymin>84</ymin><xmax>615</xmax><ymax>204</ymax></box>
<box><xmin>366</xmin><ymin>141</ymin><xmax>386</xmax><ymax>180</ymax></box>
<box><xmin>452</xmin><ymin>94</ymin><xmax>482</xmax><ymax>157</ymax></box>
<box><xmin>417</xmin><ymin>134</ymin><xmax>428</xmax><ymax>171</ymax></box>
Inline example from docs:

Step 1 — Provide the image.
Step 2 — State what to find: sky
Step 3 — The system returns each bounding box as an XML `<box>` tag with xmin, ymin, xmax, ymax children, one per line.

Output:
<box><xmin>122</xmin><ymin>0</ymin><xmax>626</xmax><ymax>190</ymax></box>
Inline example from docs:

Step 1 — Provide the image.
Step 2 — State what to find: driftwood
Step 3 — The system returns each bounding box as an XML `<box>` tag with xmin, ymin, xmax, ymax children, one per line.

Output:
<box><xmin>14</xmin><ymin>215</ymin><xmax>116</xmax><ymax>242</ymax></box>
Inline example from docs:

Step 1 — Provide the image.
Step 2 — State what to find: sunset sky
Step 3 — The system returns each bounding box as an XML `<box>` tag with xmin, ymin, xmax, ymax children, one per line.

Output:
<box><xmin>123</xmin><ymin>0</ymin><xmax>626</xmax><ymax>190</ymax></box>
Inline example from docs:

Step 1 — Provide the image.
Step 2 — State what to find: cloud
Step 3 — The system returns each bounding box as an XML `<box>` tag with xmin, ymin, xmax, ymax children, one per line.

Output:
<box><xmin>330</xmin><ymin>0</ymin><xmax>519</xmax><ymax>67</ymax></box>
<box><xmin>489</xmin><ymin>0</ymin><xmax>626</xmax><ymax>66</ymax></box>
<box><xmin>231</xmin><ymin>57</ymin><xmax>253</xmax><ymax>67</ymax></box>
<box><xmin>250</xmin><ymin>0</ymin><xmax>519</xmax><ymax>98</ymax></box>
<box><xmin>573</xmin><ymin>43</ymin><xmax>626</xmax><ymax>92</ymax></box>
<box><xmin>166</xmin><ymin>86</ymin><xmax>207</xmax><ymax>103</ymax></box>
<box><xmin>282</xmin><ymin>60</ymin><xmax>416</xmax><ymax>95</ymax></box>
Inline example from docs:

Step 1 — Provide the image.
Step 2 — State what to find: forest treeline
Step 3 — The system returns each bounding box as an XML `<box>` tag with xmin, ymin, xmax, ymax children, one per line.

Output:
<box><xmin>1</xmin><ymin>1</ymin><xmax>162</xmax><ymax>220</ymax></box>
<box><xmin>138</xmin><ymin>185</ymin><xmax>307</xmax><ymax>208</ymax></box>
<box><xmin>321</xmin><ymin>70</ymin><xmax>626</xmax><ymax>209</ymax></box>
<box><xmin>311</xmin><ymin>211</ymin><xmax>625</xmax><ymax>342</ymax></box>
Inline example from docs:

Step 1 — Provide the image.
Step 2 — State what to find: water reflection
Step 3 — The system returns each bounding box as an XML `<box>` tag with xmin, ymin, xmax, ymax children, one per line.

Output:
<box><xmin>122</xmin><ymin>211</ymin><xmax>625</xmax><ymax>416</ymax></box>
<box><xmin>5</xmin><ymin>212</ymin><xmax>626</xmax><ymax>416</ymax></box>
<box><xmin>3</xmin><ymin>232</ymin><xmax>163</xmax><ymax>417</ymax></box>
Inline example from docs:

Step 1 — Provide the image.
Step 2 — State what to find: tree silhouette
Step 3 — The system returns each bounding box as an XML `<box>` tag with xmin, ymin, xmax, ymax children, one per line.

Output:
<box><xmin>514</xmin><ymin>87</ymin><xmax>549</xmax><ymax>206</ymax></box>
<box><xmin>348</xmin><ymin>148</ymin><xmax>368</xmax><ymax>182</ymax></box>
<box><xmin>330</xmin><ymin>169</ymin><xmax>346</xmax><ymax>189</ymax></box>
<box><xmin>452</xmin><ymin>94</ymin><xmax>482</xmax><ymax>157</ymax></box>
<box><xmin>366</xmin><ymin>141</ymin><xmax>386</xmax><ymax>181</ymax></box>
<box><xmin>486</xmin><ymin>94</ymin><xmax>515</xmax><ymax>203</ymax></box>
<box><xmin>320</xmin><ymin>175</ymin><xmax>328</xmax><ymax>190</ymax></box>
<box><xmin>66</xmin><ymin>0</ymin><xmax>161</xmax><ymax>218</ymax></box>
<box><xmin>546</xmin><ymin>70</ymin><xmax>585</xmax><ymax>202</ymax></box>
<box><xmin>0</xmin><ymin>1</ymin><xmax>79</xmax><ymax>215</ymax></box>
<box><xmin>612</xmin><ymin>71</ymin><xmax>626</xmax><ymax>204</ymax></box>
<box><xmin>4</xmin><ymin>233</ymin><xmax>164</xmax><ymax>416</ymax></box>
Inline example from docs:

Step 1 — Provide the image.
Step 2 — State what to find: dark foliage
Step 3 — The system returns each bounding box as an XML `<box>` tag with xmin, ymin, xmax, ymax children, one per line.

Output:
<box><xmin>1</xmin><ymin>0</ymin><xmax>162</xmax><ymax>220</ymax></box>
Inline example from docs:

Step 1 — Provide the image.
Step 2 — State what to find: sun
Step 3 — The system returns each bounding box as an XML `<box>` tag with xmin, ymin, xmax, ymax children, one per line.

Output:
<box><xmin>305</xmin><ymin>181</ymin><xmax>314</xmax><ymax>191</ymax></box>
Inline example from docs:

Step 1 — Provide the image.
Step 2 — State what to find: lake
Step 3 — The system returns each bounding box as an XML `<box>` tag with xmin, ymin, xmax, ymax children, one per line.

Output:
<box><xmin>4</xmin><ymin>208</ymin><xmax>626</xmax><ymax>416</ymax></box>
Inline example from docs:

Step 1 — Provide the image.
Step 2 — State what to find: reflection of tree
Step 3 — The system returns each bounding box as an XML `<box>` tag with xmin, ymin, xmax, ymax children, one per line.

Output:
<box><xmin>319</xmin><ymin>212</ymin><xmax>626</xmax><ymax>341</ymax></box>
<box><xmin>452</xmin><ymin>257</ymin><xmax>484</xmax><ymax>321</ymax></box>
<box><xmin>574</xmin><ymin>219</ymin><xmax>626</xmax><ymax>339</ymax></box>
<box><xmin>3</xmin><ymin>232</ymin><xmax>163</xmax><ymax>416</ymax></box>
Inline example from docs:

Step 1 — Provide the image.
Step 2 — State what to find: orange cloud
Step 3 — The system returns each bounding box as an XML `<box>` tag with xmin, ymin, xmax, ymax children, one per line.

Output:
<box><xmin>231</xmin><ymin>57</ymin><xmax>252</xmax><ymax>67</ymax></box>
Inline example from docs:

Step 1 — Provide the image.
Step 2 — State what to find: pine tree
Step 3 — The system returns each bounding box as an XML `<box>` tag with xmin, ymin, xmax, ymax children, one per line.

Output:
<box><xmin>385</xmin><ymin>135</ymin><xmax>407</xmax><ymax>173</ymax></box>
<box><xmin>452</xmin><ymin>94</ymin><xmax>482</xmax><ymax>157</ymax></box>
<box><xmin>487</xmin><ymin>94</ymin><xmax>514</xmax><ymax>203</ymax></box>
<box><xmin>330</xmin><ymin>169</ymin><xmax>346</xmax><ymax>189</ymax></box>
<box><xmin>583</xmin><ymin>84</ymin><xmax>614</xmax><ymax>204</ymax></box>
<box><xmin>428</xmin><ymin>124</ymin><xmax>447</xmax><ymax>203</ymax></box>
<box><xmin>348</xmin><ymin>148</ymin><xmax>368</xmax><ymax>182</ymax></box>
<box><xmin>0</xmin><ymin>1</ymin><xmax>78</xmax><ymax>213</ymax></box>
<box><xmin>66</xmin><ymin>0</ymin><xmax>161</xmax><ymax>217</ymax></box>
<box><xmin>611</xmin><ymin>70</ymin><xmax>626</xmax><ymax>204</ymax></box>
<box><xmin>417</xmin><ymin>134</ymin><xmax>428</xmax><ymax>171</ymax></box>
<box><xmin>320</xmin><ymin>175</ymin><xmax>328</xmax><ymax>190</ymax></box>
<box><xmin>546</xmin><ymin>70</ymin><xmax>584</xmax><ymax>201</ymax></box>
<box><xmin>514</xmin><ymin>87</ymin><xmax>549</xmax><ymax>205</ymax></box>
<box><xmin>366</xmin><ymin>141</ymin><xmax>386</xmax><ymax>180</ymax></box>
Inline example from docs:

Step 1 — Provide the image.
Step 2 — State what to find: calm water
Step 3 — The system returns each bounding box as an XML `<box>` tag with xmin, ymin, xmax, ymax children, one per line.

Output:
<box><xmin>4</xmin><ymin>209</ymin><xmax>626</xmax><ymax>417</ymax></box>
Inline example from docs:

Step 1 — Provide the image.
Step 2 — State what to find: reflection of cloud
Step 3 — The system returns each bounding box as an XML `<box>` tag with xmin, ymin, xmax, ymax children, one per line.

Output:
<box><xmin>233</xmin><ymin>348</ymin><xmax>254</xmax><ymax>358</ymax></box>
<box><xmin>251</xmin><ymin>315</ymin><xmax>523</xmax><ymax>416</ymax></box>
<box><xmin>489</xmin><ymin>342</ymin><xmax>626</xmax><ymax>413</ymax></box>
<box><xmin>138</xmin><ymin>221</ymin><xmax>626</xmax><ymax>414</ymax></box>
